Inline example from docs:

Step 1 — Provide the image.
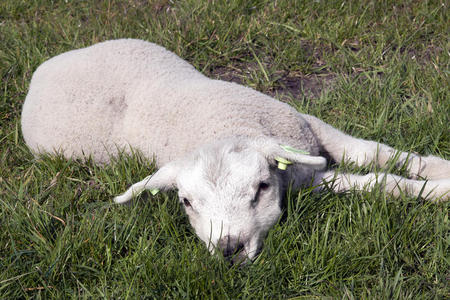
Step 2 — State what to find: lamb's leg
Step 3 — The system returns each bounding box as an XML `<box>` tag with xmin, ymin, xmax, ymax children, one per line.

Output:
<box><xmin>312</xmin><ymin>171</ymin><xmax>450</xmax><ymax>202</ymax></box>
<box><xmin>302</xmin><ymin>114</ymin><xmax>450</xmax><ymax>180</ymax></box>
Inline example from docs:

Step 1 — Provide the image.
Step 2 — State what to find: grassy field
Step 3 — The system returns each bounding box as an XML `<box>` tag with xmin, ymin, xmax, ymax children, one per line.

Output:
<box><xmin>1</xmin><ymin>0</ymin><xmax>449</xmax><ymax>298</ymax></box>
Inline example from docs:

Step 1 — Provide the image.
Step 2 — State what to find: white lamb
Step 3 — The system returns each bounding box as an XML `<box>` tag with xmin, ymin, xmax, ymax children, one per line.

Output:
<box><xmin>22</xmin><ymin>39</ymin><xmax>450</xmax><ymax>263</ymax></box>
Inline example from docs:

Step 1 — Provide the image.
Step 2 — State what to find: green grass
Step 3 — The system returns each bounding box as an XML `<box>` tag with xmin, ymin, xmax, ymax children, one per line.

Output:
<box><xmin>1</xmin><ymin>0</ymin><xmax>449</xmax><ymax>298</ymax></box>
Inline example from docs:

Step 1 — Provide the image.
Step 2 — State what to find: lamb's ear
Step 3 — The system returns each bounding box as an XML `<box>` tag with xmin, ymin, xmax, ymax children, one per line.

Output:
<box><xmin>114</xmin><ymin>161</ymin><xmax>180</xmax><ymax>204</ymax></box>
<box><xmin>250</xmin><ymin>137</ymin><xmax>327</xmax><ymax>170</ymax></box>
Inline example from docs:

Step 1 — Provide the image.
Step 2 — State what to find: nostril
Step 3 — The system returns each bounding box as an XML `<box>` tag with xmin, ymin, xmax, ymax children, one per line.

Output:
<box><xmin>218</xmin><ymin>236</ymin><xmax>245</xmax><ymax>258</ymax></box>
<box><xmin>223</xmin><ymin>247</ymin><xmax>234</xmax><ymax>258</ymax></box>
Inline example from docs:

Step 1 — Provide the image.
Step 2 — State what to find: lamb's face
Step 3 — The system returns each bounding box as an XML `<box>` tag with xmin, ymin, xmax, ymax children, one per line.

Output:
<box><xmin>114</xmin><ymin>137</ymin><xmax>326</xmax><ymax>263</ymax></box>
<box><xmin>175</xmin><ymin>145</ymin><xmax>283</xmax><ymax>263</ymax></box>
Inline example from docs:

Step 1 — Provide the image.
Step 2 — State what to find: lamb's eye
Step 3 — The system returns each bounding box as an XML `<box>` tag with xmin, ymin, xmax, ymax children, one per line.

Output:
<box><xmin>258</xmin><ymin>182</ymin><xmax>270</xmax><ymax>191</ymax></box>
<box><xmin>182</xmin><ymin>198</ymin><xmax>191</xmax><ymax>207</ymax></box>
<box><xmin>252</xmin><ymin>182</ymin><xmax>270</xmax><ymax>206</ymax></box>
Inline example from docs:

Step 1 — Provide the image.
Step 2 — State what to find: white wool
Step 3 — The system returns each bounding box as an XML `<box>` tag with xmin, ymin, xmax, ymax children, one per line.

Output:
<box><xmin>22</xmin><ymin>39</ymin><xmax>319</xmax><ymax>165</ymax></box>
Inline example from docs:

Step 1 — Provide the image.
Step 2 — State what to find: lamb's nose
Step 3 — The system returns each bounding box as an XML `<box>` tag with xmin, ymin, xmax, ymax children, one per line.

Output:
<box><xmin>218</xmin><ymin>235</ymin><xmax>245</xmax><ymax>258</ymax></box>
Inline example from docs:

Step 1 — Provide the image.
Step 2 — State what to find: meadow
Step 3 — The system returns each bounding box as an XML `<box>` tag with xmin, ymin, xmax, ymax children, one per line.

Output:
<box><xmin>0</xmin><ymin>0</ymin><xmax>449</xmax><ymax>298</ymax></box>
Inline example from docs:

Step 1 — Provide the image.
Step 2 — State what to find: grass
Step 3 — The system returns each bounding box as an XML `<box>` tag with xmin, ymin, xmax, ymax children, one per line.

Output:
<box><xmin>0</xmin><ymin>0</ymin><xmax>449</xmax><ymax>298</ymax></box>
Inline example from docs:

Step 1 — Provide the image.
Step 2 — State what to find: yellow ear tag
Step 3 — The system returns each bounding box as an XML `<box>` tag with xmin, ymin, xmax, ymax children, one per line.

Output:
<box><xmin>150</xmin><ymin>189</ymin><xmax>160</xmax><ymax>195</ymax></box>
<box><xmin>275</xmin><ymin>157</ymin><xmax>292</xmax><ymax>170</ymax></box>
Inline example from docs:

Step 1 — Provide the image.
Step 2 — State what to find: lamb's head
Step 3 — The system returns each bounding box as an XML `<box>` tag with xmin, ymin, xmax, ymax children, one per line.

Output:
<box><xmin>114</xmin><ymin>137</ymin><xmax>326</xmax><ymax>264</ymax></box>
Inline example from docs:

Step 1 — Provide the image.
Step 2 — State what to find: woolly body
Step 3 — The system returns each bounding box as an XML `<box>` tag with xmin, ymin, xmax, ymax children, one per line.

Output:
<box><xmin>22</xmin><ymin>39</ymin><xmax>319</xmax><ymax>165</ymax></box>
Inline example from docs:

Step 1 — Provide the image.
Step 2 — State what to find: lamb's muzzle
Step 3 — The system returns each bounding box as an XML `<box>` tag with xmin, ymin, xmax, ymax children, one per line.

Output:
<box><xmin>217</xmin><ymin>235</ymin><xmax>246</xmax><ymax>261</ymax></box>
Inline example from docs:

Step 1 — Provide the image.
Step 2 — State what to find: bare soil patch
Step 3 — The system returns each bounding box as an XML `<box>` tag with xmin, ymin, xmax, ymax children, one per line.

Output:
<box><xmin>210</xmin><ymin>64</ymin><xmax>336</xmax><ymax>101</ymax></box>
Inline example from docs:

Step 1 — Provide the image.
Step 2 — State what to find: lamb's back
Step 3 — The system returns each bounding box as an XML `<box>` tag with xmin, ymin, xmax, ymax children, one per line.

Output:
<box><xmin>122</xmin><ymin>77</ymin><xmax>320</xmax><ymax>164</ymax></box>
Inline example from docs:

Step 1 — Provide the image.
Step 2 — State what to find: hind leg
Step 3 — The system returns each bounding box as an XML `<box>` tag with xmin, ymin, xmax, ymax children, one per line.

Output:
<box><xmin>302</xmin><ymin>114</ymin><xmax>450</xmax><ymax>180</ymax></box>
<box><xmin>312</xmin><ymin>171</ymin><xmax>450</xmax><ymax>202</ymax></box>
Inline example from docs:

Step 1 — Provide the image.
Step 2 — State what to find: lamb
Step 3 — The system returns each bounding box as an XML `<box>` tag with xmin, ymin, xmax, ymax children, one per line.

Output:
<box><xmin>21</xmin><ymin>39</ymin><xmax>450</xmax><ymax>263</ymax></box>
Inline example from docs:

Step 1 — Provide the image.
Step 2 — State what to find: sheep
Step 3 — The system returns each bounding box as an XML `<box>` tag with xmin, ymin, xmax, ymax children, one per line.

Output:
<box><xmin>22</xmin><ymin>39</ymin><xmax>450</xmax><ymax>263</ymax></box>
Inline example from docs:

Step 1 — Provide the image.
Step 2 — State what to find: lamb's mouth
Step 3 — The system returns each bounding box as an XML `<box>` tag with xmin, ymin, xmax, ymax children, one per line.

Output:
<box><xmin>209</xmin><ymin>236</ymin><xmax>252</xmax><ymax>265</ymax></box>
<box><xmin>229</xmin><ymin>245</ymin><xmax>264</xmax><ymax>265</ymax></box>
<box><xmin>220</xmin><ymin>243</ymin><xmax>262</xmax><ymax>265</ymax></box>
